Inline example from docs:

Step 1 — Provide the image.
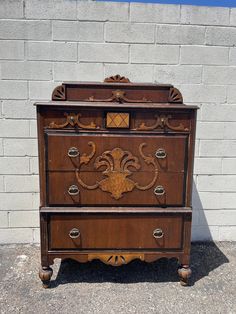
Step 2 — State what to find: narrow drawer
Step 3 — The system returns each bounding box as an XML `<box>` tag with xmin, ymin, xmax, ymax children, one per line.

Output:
<box><xmin>49</xmin><ymin>214</ymin><xmax>183</xmax><ymax>250</ymax></box>
<box><xmin>47</xmin><ymin>171</ymin><xmax>185</xmax><ymax>206</ymax></box>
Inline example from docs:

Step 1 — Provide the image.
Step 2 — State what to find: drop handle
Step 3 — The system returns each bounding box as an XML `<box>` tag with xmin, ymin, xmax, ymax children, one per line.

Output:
<box><xmin>68</xmin><ymin>147</ymin><xmax>79</xmax><ymax>158</ymax></box>
<box><xmin>68</xmin><ymin>185</ymin><xmax>80</xmax><ymax>196</ymax></box>
<box><xmin>154</xmin><ymin>185</ymin><xmax>165</xmax><ymax>196</ymax></box>
<box><xmin>69</xmin><ymin>228</ymin><xmax>80</xmax><ymax>239</ymax></box>
<box><xmin>153</xmin><ymin>228</ymin><xmax>164</xmax><ymax>239</ymax></box>
<box><xmin>155</xmin><ymin>148</ymin><xmax>167</xmax><ymax>159</ymax></box>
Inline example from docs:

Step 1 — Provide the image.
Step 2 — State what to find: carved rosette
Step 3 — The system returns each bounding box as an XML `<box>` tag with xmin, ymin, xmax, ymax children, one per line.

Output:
<box><xmin>88</xmin><ymin>253</ymin><xmax>144</xmax><ymax>266</ymax></box>
<box><xmin>104</xmin><ymin>74</ymin><xmax>130</xmax><ymax>83</ymax></box>
<box><xmin>52</xmin><ymin>85</ymin><xmax>66</xmax><ymax>100</ymax></box>
<box><xmin>168</xmin><ymin>87</ymin><xmax>183</xmax><ymax>103</ymax></box>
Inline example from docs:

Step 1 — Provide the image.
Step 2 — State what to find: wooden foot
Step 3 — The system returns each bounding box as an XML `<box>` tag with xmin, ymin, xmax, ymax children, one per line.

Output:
<box><xmin>39</xmin><ymin>266</ymin><xmax>53</xmax><ymax>288</ymax></box>
<box><xmin>178</xmin><ymin>265</ymin><xmax>192</xmax><ymax>286</ymax></box>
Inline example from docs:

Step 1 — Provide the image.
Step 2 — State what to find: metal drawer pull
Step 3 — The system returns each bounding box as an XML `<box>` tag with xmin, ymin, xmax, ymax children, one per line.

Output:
<box><xmin>68</xmin><ymin>185</ymin><xmax>80</xmax><ymax>196</ymax></box>
<box><xmin>154</xmin><ymin>185</ymin><xmax>165</xmax><ymax>196</ymax></box>
<box><xmin>153</xmin><ymin>228</ymin><xmax>164</xmax><ymax>239</ymax></box>
<box><xmin>68</xmin><ymin>147</ymin><xmax>79</xmax><ymax>158</ymax></box>
<box><xmin>69</xmin><ymin>228</ymin><xmax>80</xmax><ymax>239</ymax></box>
<box><xmin>155</xmin><ymin>148</ymin><xmax>167</xmax><ymax>159</ymax></box>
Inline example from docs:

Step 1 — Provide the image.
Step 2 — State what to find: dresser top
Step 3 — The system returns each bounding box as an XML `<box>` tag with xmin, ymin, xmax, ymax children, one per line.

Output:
<box><xmin>35</xmin><ymin>75</ymin><xmax>198</xmax><ymax>109</ymax></box>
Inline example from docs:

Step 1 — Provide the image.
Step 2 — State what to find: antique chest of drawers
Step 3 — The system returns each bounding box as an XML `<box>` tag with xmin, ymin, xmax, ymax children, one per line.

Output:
<box><xmin>36</xmin><ymin>75</ymin><xmax>198</xmax><ymax>288</ymax></box>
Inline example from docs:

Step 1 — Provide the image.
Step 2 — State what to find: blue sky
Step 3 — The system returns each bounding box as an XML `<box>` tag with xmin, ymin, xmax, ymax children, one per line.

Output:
<box><xmin>99</xmin><ymin>0</ymin><xmax>236</xmax><ymax>7</ymax></box>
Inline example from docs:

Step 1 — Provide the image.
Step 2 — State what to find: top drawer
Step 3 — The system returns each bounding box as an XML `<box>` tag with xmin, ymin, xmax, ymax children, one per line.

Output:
<box><xmin>47</xmin><ymin>133</ymin><xmax>187</xmax><ymax>173</ymax></box>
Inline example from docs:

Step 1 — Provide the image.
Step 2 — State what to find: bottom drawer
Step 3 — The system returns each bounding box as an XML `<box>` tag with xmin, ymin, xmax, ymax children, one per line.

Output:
<box><xmin>49</xmin><ymin>214</ymin><xmax>183</xmax><ymax>250</ymax></box>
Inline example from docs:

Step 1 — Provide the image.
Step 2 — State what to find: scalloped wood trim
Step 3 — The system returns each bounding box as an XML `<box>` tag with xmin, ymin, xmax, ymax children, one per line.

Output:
<box><xmin>88</xmin><ymin>253</ymin><xmax>144</xmax><ymax>266</ymax></box>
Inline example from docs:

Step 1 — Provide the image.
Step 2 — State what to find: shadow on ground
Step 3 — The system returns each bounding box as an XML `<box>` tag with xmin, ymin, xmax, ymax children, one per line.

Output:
<box><xmin>50</xmin><ymin>242</ymin><xmax>229</xmax><ymax>288</ymax></box>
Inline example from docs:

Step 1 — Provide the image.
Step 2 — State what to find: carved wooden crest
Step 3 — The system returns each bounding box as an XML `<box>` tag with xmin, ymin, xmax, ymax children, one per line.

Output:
<box><xmin>75</xmin><ymin>143</ymin><xmax>158</xmax><ymax>200</ymax></box>
<box><xmin>104</xmin><ymin>74</ymin><xmax>130</xmax><ymax>83</ymax></box>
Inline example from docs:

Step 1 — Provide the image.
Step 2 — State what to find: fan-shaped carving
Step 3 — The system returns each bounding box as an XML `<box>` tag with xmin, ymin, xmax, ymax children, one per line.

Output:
<box><xmin>168</xmin><ymin>87</ymin><xmax>183</xmax><ymax>103</ymax></box>
<box><xmin>88</xmin><ymin>253</ymin><xmax>144</xmax><ymax>266</ymax></box>
<box><xmin>52</xmin><ymin>85</ymin><xmax>66</xmax><ymax>100</ymax></box>
<box><xmin>104</xmin><ymin>74</ymin><xmax>130</xmax><ymax>83</ymax></box>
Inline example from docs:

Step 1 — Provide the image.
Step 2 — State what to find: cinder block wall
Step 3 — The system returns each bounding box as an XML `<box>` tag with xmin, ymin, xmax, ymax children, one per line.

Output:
<box><xmin>0</xmin><ymin>0</ymin><xmax>236</xmax><ymax>243</ymax></box>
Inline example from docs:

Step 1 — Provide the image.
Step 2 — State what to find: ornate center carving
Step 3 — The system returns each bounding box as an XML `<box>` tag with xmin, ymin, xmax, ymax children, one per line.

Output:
<box><xmin>75</xmin><ymin>143</ymin><xmax>158</xmax><ymax>200</ymax></box>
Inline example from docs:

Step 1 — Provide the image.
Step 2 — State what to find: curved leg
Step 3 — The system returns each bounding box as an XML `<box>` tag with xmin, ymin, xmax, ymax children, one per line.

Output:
<box><xmin>178</xmin><ymin>264</ymin><xmax>192</xmax><ymax>286</ymax></box>
<box><xmin>39</xmin><ymin>266</ymin><xmax>53</xmax><ymax>288</ymax></box>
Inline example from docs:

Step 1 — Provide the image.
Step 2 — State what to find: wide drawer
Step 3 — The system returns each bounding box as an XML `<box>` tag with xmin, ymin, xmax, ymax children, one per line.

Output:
<box><xmin>47</xmin><ymin>133</ymin><xmax>187</xmax><ymax>173</ymax></box>
<box><xmin>47</xmin><ymin>171</ymin><xmax>185</xmax><ymax>206</ymax></box>
<box><xmin>49</xmin><ymin>214</ymin><xmax>183</xmax><ymax>250</ymax></box>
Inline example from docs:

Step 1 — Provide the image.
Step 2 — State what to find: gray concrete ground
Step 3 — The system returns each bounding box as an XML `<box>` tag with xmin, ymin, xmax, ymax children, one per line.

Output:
<box><xmin>0</xmin><ymin>242</ymin><xmax>235</xmax><ymax>314</ymax></box>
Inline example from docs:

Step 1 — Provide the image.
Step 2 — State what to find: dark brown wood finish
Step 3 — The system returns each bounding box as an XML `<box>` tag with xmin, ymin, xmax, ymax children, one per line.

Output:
<box><xmin>36</xmin><ymin>76</ymin><xmax>198</xmax><ymax>287</ymax></box>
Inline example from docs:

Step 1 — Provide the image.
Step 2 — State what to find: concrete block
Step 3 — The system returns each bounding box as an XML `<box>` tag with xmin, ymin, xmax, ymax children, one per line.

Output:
<box><xmin>53</xmin><ymin>62</ymin><xmax>104</xmax><ymax>82</ymax></box>
<box><xmin>29</xmin><ymin>81</ymin><xmax>57</xmax><ymax>100</ymax></box>
<box><xmin>203</xmin><ymin>66</ymin><xmax>236</xmax><ymax>85</ymax></box>
<box><xmin>0</xmin><ymin>157</ymin><xmax>29</xmax><ymax>174</ymax></box>
<box><xmin>156</xmin><ymin>25</ymin><xmax>205</xmax><ymax>45</ymax></box>
<box><xmin>154</xmin><ymin>65</ymin><xmax>202</xmax><ymax>84</ymax></box>
<box><xmin>77</xmin><ymin>1</ymin><xmax>129</xmax><ymax>21</ymax></box>
<box><xmin>130</xmin><ymin>3</ymin><xmax>180</xmax><ymax>24</ymax></box>
<box><xmin>229</xmin><ymin>48</ymin><xmax>236</xmax><ymax>65</ymax></box>
<box><xmin>33</xmin><ymin>228</ymin><xmax>40</xmax><ymax>243</ymax></box>
<box><xmin>180</xmin><ymin>46</ymin><xmax>229</xmax><ymax>65</ymax></box>
<box><xmin>30</xmin><ymin>157</ymin><xmax>39</xmax><ymax>175</ymax></box>
<box><xmin>104</xmin><ymin>64</ymin><xmax>153</xmax><ymax>82</ymax></box>
<box><xmin>105</xmin><ymin>22</ymin><xmax>155</xmax><ymax>43</ymax></box>
<box><xmin>198</xmin><ymin>175</ymin><xmax>236</xmax><ymax>192</ymax></box>
<box><xmin>219</xmin><ymin>226</ymin><xmax>236</xmax><ymax>241</ymax></box>
<box><xmin>194</xmin><ymin>158</ymin><xmax>222</xmax><ymax>175</ymax></box>
<box><xmin>224</xmin><ymin>122</ymin><xmax>236</xmax><ymax>140</ymax></box>
<box><xmin>0</xmin><ymin>81</ymin><xmax>27</xmax><ymax>100</ymax></box>
<box><xmin>181</xmin><ymin>5</ymin><xmax>229</xmax><ymax>26</ymax></box>
<box><xmin>206</xmin><ymin>26</ymin><xmax>236</xmax><ymax>46</ymax></box>
<box><xmin>5</xmin><ymin>175</ymin><xmax>39</xmax><ymax>192</ymax></box>
<box><xmin>180</xmin><ymin>85</ymin><xmax>227</xmax><ymax>103</ymax></box>
<box><xmin>130</xmin><ymin>44</ymin><xmax>179</xmax><ymax>64</ymax></box>
<box><xmin>0</xmin><ymin>40</ymin><xmax>24</xmax><ymax>60</ymax></box>
<box><xmin>78</xmin><ymin>43</ymin><xmax>128</xmax><ymax>63</ymax></box>
<box><xmin>1</xmin><ymin>61</ymin><xmax>52</xmax><ymax>81</ymax></box>
<box><xmin>0</xmin><ymin>228</ymin><xmax>33</xmax><ymax>244</ymax></box>
<box><xmin>29</xmin><ymin>120</ymin><xmax>37</xmax><ymax>138</ymax></box>
<box><xmin>198</xmin><ymin>210</ymin><xmax>236</xmax><ymax>226</ymax></box>
<box><xmin>200</xmin><ymin>140</ymin><xmax>236</xmax><ymax>157</ymax></box>
<box><xmin>9</xmin><ymin>211</ymin><xmax>39</xmax><ymax>228</ymax></box>
<box><xmin>3</xmin><ymin>138</ymin><xmax>38</xmax><ymax>157</ymax></box>
<box><xmin>201</xmin><ymin>104</ymin><xmax>236</xmax><ymax>121</ymax></box>
<box><xmin>0</xmin><ymin>139</ymin><xmax>3</xmax><ymax>156</ymax></box>
<box><xmin>0</xmin><ymin>20</ymin><xmax>51</xmax><ymax>40</ymax></box>
<box><xmin>53</xmin><ymin>21</ymin><xmax>104</xmax><ymax>42</ymax></box>
<box><xmin>191</xmin><ymin>225</ymin><xmax>219</xmax><ymax>241</ymax></box>
<box><xmin>25</xmin><ymin>0</ymin><xmax>77</xmax><ymax>20</ymax></box>
<box><xmin>0</xmin><ymin>193</ymin><xmax>38</xmax><ymax>210</ymax></box>
<box><xmin>230</xmin><ymin>8</ymin><xmax>236</xmax><ymax>26</ymax></box>
<box><xmin>2</xmin><ymin>100</ymin><xmax>36</xmax><ymax>119</ymax></box>
<box><xmin>0</xmin><ymin>120</ymin><xmax>29</xmax><ymax>138</ymax></box>
<box><xmin>194</xmin><ymin>191</ymin><xmax>236</xmax><ymax>210</ymax></box>
<box><xmin>0</xmin><ymin>212</ymin><xmax>8</xmax><ymax>228</ymax></box>
<box><xmin>196</xmin><ymin>122</ymin><xmax>224</xmax><ymax>140</ymax></box>
<box><xmin>0</xmin><ymin>176</ymin><xmax>4</xmax><ymax>192</ymax></box>
<box><xmin>228</xmin><ymin>86</ymin><xmax>236</xmax><ymax>104</ymax></box>
<box><xmin>222</xmin><ymin>158</ymin><xmax>236</xmax><ymax>174</ymax></box>
<box><xmin>27</xmin><ymin>42</ymin><xmax>77</xmax><ymax>61</ymax></box>
<box><xmin>0</xmin><ymin>0</ymin><xmax>23</xmax><ymax>18</ymax></box>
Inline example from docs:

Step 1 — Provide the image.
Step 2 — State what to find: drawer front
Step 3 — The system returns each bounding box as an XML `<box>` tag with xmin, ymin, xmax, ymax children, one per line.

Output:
<box><xmin>47</xmin><ymin>134</ymin><xmax>187</xmax><ymax>173</ymax></box>
<box><xmin>49</xmin><ymin>214</ymin><xmax>183</xmax><ymax>250</ymax></box>
<box><xmin>48</xmin><ymin>171</ymin><xmax>185</xmax><ymax>206</ymax></box>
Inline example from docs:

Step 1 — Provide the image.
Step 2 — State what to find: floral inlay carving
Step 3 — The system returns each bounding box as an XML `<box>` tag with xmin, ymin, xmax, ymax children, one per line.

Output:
<box><xmin>136</xmin><ymin>114</ymin><xmax>189</xmax><ymax>132</ymax></box>
<box><xmin>85</xmin><ymin>89</ymin><xmax>151</xmax><ymax>103</ymax></box>
<box><xmin>48</xmin><ymin>112</ymin><xmax>99</xmax><ymax>130</ymax></box>
<box><xmin>88</xmin><ymin>253</ymin><xmax>144</xmax><ymax>266</ymax></box>
<box><xmin>75</xmin><ymin>142</ymin><xmax>158</xmax><ymax>200</ymax></box>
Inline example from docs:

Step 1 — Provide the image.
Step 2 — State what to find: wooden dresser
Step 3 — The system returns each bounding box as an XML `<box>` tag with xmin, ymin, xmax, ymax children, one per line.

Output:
<box><xmin>36</xmin><ymin>75</ymin><xmax>198</xmax><ymax>288</ymax></box>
